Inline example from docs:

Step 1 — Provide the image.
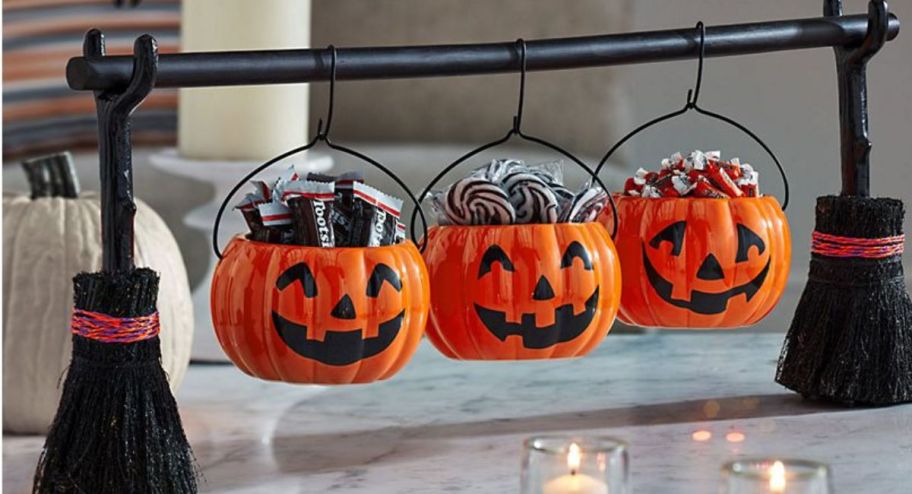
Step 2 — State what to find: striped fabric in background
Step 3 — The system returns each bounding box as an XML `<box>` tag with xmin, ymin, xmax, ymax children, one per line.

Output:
<box><xmin>3</xmin><ymin>0</ymin><xmax>180</xmax><ymax>159</ymax></box>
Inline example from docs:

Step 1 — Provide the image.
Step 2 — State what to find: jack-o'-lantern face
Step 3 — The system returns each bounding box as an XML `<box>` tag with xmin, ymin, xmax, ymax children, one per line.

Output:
<box><xmin>211</xmin><ymin>237</ymin><xmax>429</xmax><ymax>384</ymax></box>
<box><xmin>602</xmin><ymin>196</ymin><xmax>791</xmax><ymax>329</ymax></box>
<box><xmin>422</xmin><ymin>223</ymin><xmax>621</xmax><ymax>360</ymax></box>
<box><xmin>642</xmin><ymin>221</ymin><xmax>770</xmax><ymax>315</ymax></box>
<box><xmin>271</xmin><ymin>262</ymin><xmax>405</xmax><ymax>366</ymax></box>
<box><xmin>472</xmin><ymin>243</ymin><xmax>599</xmax><ymax>349</ymax></box>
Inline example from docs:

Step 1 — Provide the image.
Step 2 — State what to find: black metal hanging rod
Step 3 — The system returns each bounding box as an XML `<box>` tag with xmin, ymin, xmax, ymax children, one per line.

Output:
<box><xmin>67</xmin><ymin>13</ymin><xmax>899</xmax><ymax>91</ymax></box>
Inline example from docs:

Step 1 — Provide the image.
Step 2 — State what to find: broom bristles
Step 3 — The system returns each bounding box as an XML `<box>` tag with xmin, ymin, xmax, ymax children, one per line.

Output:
<box><xmin>34</xmin><ymin>268</ymin><xmax>197</xmax><ymax>493</ymax></box>
<box><xmin>777</xmin><ymin>196</ymin><xmax>912</xmax><ymax>406</ymax></box>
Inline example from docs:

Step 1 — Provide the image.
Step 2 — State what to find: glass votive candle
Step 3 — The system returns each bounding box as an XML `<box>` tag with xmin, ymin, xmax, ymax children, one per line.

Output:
<box><xmin>521</xmin><ymin>436</ymin><xmax>629</xmax><ymax>494</ymax></box>
<box><xmin>721</xmin><ymin>458</ymin><xmax>831</xmax><ymax>494</ymax></box>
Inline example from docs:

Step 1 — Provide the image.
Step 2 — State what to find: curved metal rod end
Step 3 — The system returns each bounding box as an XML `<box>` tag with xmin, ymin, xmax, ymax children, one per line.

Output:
<box><xmin>824</xmin><ymin>0</ymin><xmax>844</xmax><ymax>17</ymax></box>
<box><xmin>856</xmin><ymin>0</ymin><xmax>890</xmax><ymax>60</ymax></box>
<box><xmin>133</xmin><ymin>34</ymin><xmax>159</xmax><ymax>64</ymax></box>
<box><xmin>110</xmin><ymin>35</ymin><xmax>158</xmax><ymax>110</ymax></box>
<box><xmin>83</xmin><ymin>29</ymin><xmax>105</xmax><ymax>57</ymax></box>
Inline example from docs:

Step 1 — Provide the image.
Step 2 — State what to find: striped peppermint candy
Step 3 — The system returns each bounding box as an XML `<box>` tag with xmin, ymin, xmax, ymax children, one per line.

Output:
<box><xmin>445</xmin><ymin>177</ymin><xmax>516</xmax><ymax>225</ymax></box>
<box><xmin>502</xmin><ymin>172</ymin><xmax>560</xmax><ymax>224</ymax></box>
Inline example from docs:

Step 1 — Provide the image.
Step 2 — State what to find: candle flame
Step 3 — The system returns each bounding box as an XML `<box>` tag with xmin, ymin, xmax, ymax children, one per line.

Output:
<box><xmin>769</xmin><ymin>460</ymin><xmax>786</xmax><ymax>493</ymax></box>
<box><xmin>567</xmin><ymin>443</ymin><xmax>582</xmax><ymax>474</ymax></box>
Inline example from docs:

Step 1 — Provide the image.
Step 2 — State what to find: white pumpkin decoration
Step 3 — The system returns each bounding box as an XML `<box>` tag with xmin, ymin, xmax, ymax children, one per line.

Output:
<box><xmin>2</xmin><ymin>191</ymin><xmax>194</xmax><ymax>433</ymax></box>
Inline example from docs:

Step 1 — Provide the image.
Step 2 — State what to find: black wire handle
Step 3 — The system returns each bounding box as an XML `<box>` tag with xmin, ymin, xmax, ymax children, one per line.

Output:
<box><xmin>212</xmin><ymin>45</ymin><xmax>429</xmax><ymax>259</ymax></box>
<box><xmin>410</xmin><ymin>39</ymin><xmax>619</xmax><ymax>243</ymax></box>
<box><xmin>593</xmin><ymin>22</ymin><xmax>790</xmax><ymax>210</ymax></box>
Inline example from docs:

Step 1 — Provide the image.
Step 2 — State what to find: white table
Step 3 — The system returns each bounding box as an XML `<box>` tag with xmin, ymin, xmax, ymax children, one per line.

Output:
<box><xmin>5</xmin><ymin>333</ymin><xmax>910</xmax><ymax>493</ymax></box>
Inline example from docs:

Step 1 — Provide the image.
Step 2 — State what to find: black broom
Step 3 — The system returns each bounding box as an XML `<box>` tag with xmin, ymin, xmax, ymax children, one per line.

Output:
<box><xmin>33</xmin><ymin>33</ymin><xmax>197</xmax><ymax>492</ymax></box>
<box><xmin>776</xmin><ymin>196</ymin><xmax>912</xmax><ymax>405</ymax></box>
<box><xmin>776</xmin><ymin>0</ymin><xmax>912</xmax><ymax>406</ymax></box>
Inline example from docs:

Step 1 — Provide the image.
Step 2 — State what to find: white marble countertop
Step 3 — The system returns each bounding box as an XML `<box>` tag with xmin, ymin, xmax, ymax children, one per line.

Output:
<box><xmin>5</xmin><ymin>333</ymin><xmax>912</xmax><ymax>493</ymax></box>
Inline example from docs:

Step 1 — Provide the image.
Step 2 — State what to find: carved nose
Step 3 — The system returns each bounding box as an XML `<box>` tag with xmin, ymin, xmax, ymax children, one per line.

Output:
<box><xmin>697</xmin><ymin>254</ymin><xmax>725</xmax><ymax>280</ymax></box>
<box><xmin>532</xmin><ymin>276</ymin><xmax>555</xmax><ymax>300</ymax></box>
<box><xmin>330</xmin><ymin>294</ymin><xmax>357</xmax><ymax>319</ymax></box>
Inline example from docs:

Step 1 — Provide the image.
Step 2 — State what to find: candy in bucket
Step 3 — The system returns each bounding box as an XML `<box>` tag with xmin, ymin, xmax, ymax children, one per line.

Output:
<box><xmin>428</xmin><ymin>158</ymin><xmax>609</xmax><ymax>226</ymax></box>
<box><xmin>212</xmin><ymin>159</ymin><xmax>429</xmax><ymax>387</ymax></box>
<box><xmin>601</xmin><ymin>150</ymin><xmax>791</xmax><ymax>329</ymax></box>
<box><xmin>233</xmin><ymin>168</ymin><xmax>404</xmax><ymax>247</ymax></box>
<box><xmin>622</xmin><ymin>150</ymin><xmax>759</xmax><ymax>198</ymax></box>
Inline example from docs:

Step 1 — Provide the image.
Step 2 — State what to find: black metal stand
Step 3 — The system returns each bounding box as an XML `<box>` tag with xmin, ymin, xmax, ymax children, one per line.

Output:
<box><xmin>72</xmin><ymin>1</ymin><xmax>899</xmax><ymax>264</ymax></box>
<box><xmin>827</xmin><ymin>0</ymin><xmax>890</xmax><ymax>197</ymax></box>
<box><xmin>84</xmin><ymin>30</ymin><xmax>157</xmax><ymax>273</ymax></box>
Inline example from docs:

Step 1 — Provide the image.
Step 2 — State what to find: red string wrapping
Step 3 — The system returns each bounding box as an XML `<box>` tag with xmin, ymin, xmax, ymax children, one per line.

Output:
<box><xmin>812</xmin><ymin>231</ymin><xmax>905</xmax><ymax>259</ymax></box>
<box><xmin>70</xmin><ymin>309</ymin><xmax>160</xmax><ymax>343</ymax></box>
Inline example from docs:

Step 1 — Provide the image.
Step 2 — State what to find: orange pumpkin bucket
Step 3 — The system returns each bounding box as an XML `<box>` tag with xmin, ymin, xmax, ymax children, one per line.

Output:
<box><xmin>421</xmin><ymin>222</ymin><xmax>621</xmax><ymax>360</ymax></box>
<box><xmin>211</xmin><ymin>237</ymin><xmax>429</xmax><ymax>384</ymax></box>
<box><xmin>593</xmin><ymin>42</ymin><xmax>791</xmax><ymax>328</ymax></box>
<box><xmin>210</xmin><ymin>149</ymin><xmax>431</xmax><ymax>383</ymax></box>
<box><xmin>209</xmin><ymin>48</ymin><xmax>431</xmax><ymax>383</ymax></box>
<box><xmin>592</xmin><ymin>24</ymin><xmax>791</xmax><ymax>329</ymax></box>
<box><xmin>211</xmin><ymin>159</ymin><xmax>430</xmax><ymax>383</ymax></box>
<box><xmin>601</xmin><ymin>195</ymin><xmax>790</xmax><ymax>328</ymax></box>
<box><xmin>412</xmin><ymin>39</ymin><xmax>622</xmax><ymax>360</ymax></box>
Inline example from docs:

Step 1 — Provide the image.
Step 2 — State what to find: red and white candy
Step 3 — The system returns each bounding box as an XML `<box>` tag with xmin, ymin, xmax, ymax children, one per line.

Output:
<box><xmin>622</xmin><ymin>150</ymin><xmax>760</xmax><ymax>199</ymax></box>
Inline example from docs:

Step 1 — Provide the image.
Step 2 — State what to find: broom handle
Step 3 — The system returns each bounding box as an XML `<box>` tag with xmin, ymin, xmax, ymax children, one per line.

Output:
<box><xmin>86</xmin><ymin>31</ymin><xmax>158</xmax><ymax>273</ymax></box>
<box><xmin>827</xmin><ymin>0</ymin><xmax>890</xmax><ymax>197</ymax></box>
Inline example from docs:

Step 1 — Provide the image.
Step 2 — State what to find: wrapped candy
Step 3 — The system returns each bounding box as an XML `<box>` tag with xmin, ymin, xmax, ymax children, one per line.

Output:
<box><xmin>429</xmin><ymin>159</ymin><xmax>610</xmax><ymax>225</ymax></box>
<box><xmin>234</xmin><ymin>169</ymin><xmax>406</xmax><ymax>247</ymax></box>
<box><xmin>622</xmin><ymin>150</ymin><xmax>761</xmax><ymax>198</ymax></box>
<box><xmin>444</xmin><ymin>176</ymin><xmax>516</xmax><ymax>225</ymax></box>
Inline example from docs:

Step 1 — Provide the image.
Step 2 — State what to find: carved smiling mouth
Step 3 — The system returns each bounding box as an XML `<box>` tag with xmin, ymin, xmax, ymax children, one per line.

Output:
<box><xmin>271</xmin><ymin>311</ymin><xmax>405</xmax><ymax>366</ymax></box>
<box><xmin>642</xmin><ymin>245</ymin><xmax>770</xmax><ymax>315</ymax></box>
<box><xmin>473</xmin><ymin>288</ymin><xmax>599</xmax><ymax>349</ymax></box>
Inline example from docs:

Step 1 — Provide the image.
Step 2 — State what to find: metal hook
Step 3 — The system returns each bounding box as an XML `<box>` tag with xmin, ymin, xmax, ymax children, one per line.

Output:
<box><xmin>594</xmin><ymin>19</ymin><xmax>790</xmax><ymax>210</ymax></box>
<box><xmin>512</xmin><ymin>39</ymin><xmax>527</xmax><ymax>134</ymax></box>
<box><xmin>316</xmin><ymin>45</ymin><xmax>337</xmax><ymax>141</ymax></box>
<box><xmin>685</xmin><ymin>21</ymin><xmax>706</xmax><ymax>109</ymax></box>
<box><xmin>411</xmin><ymin>36</ymin><xmax>619</xmax><ymax>240</ymax></box>
<box><xmin>853</xmin><ymin>1</ymin><xmax>890</xmax><ymax>63</ymax></box>
<box><xmin>824</xmin><ymin>0</ymin><xmax>889</xmax><ymax>65</ymax></box>
<box><xmin>212</xmin><ymin>42</ymin><xmax>429</xmax><ymax>257</ymax></box>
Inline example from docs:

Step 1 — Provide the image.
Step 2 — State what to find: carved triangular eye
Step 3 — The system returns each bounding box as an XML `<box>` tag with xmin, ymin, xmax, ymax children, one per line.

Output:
<box><xmin>478</xmin><ymin>245</ymin><xmax>514</xmax><ymax>278</ymax></box>
<box><xmin>736</xmin><ymin>224</ymin><xmax>766</xmax><ymax>262</ymax></box>
<box><xmin>649</xmin><ymin>221</ymin><xmax>686</xmax><ymax>256</ymax></box>
<box><xmin>367</xmin><ymin>264</ymin><xmax>402</xmax><ymax>297</ymax></box>
<box><xmin>560</xmin><ymin>241</ymin><xmax>592</xmax><ymax>270</ymax></box>
<box><xmin>276</xmin><ymin>263</ymin><xmax>317</xmax><ymax>297</ymax></box>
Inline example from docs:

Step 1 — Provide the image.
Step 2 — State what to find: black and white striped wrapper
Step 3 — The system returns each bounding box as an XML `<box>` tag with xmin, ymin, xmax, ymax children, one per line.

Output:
<box><xmin>444</xmin><ymin>177</ymin><xmax>516</xmax><ymax>225</ymax></box>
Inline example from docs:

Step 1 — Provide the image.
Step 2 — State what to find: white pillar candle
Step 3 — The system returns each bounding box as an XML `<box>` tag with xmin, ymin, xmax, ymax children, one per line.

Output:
<box><xmin>179</xmin><ymin>0</ymin><xmax>310</xmax><ymax>160</ymax></box>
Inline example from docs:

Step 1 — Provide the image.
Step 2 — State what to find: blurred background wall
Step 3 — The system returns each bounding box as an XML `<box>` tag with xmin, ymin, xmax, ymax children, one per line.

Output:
<box><xmin>3</xmin><ymin>0</ymin><xmax>180</xmax><ymax>158</ymax></box>
<box><xmin>309</xmin><ymin>0</ymin><xmax>632</xmax><ymax>159</ymax></box>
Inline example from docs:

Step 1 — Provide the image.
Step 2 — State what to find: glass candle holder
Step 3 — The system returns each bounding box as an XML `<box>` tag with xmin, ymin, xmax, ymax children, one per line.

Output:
<box><xmin>721</xmin><ymin>458</ymin><xmax>831</xmax><ymax>494</ymax></box>
<box><xmin>521</xmin><ymin>436</ymin><xmax>629</xmax><ymax>494</ymax></box>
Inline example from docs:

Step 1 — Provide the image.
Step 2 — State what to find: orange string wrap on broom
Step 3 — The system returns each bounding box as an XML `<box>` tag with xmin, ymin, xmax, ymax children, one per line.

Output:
<box><xmin>70</xmin><ymin>309</ymin><xmax>160</xmax><ymax>343</ymax></box>
<box><xmin>811</xmin><ymin>231</ymin><xmax>905</xmax><ymax>259</ymax></box>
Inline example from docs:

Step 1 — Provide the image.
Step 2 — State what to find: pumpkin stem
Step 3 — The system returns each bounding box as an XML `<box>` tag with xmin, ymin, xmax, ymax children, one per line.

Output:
<box><xmin>21</xmin><ymin>152</ymin><xmax>80</xmax><ymax>199</ymax></box>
